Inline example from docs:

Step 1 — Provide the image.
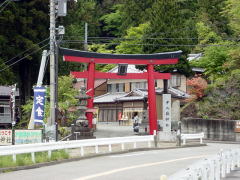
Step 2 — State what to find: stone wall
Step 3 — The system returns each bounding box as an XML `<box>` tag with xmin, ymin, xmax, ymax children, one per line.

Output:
<box><xmin>181</xmin><ymin>118</ymin><xmax>240</xmax><ymax>141</ymax></box>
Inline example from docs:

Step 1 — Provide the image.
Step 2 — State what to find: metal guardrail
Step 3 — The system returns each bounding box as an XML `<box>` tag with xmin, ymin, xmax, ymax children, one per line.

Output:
<box><xmin>168</xmin><ymin>148</ymin><xmax>240</xmax><ymax>180</ymax></box>
<box><xmin>0</xmin><ymin>135</ymin><xmax>154</xmax><ymax>163</ymax></box>
<box><xmin>181</xmin><ymin>132</ymin><xmax>204</xmax><ymax>145</ymax></box>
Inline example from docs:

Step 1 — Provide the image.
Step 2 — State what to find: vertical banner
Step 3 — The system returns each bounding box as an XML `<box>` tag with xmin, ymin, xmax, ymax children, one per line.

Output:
<box><xmin>163</xmin><ymin>94</ymin><xmax>171</xmax><ymax>132</ymax></box>
<box><xmin>34</xmin><ymin>87</ymin><xmax>46</xmax><ymax>124</ymax></box>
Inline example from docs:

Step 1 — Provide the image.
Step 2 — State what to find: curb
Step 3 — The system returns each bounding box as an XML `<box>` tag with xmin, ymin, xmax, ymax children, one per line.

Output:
<box><xmin>0</xmin><ymin>143</ymin><xmax>207</xmax><ymax>174</ymax></box>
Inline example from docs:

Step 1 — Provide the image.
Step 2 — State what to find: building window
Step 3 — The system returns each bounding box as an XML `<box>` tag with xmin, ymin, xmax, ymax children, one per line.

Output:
<box><xmin>107</xmin><ymin>84</ymin><xmax>112</xmax><ymax>92</ymax></box>
<box><xmin>107</xmin><ymin>83</ymin><xmax>125</xmax><ymax>92</ymax></box>
<box><xmin>170</xmin><ymin>75</ymin><xmax>181</xmax><ymax>87</ymax></box>
<box><xmin>131</xmin><ymin>82</ymin><xmax>147</xmax><ymax>90</ymax></box>
<box><xmin>0</xmin><ymin>107</ymin><xmax>4</xmax><ymax>116</ymax></box>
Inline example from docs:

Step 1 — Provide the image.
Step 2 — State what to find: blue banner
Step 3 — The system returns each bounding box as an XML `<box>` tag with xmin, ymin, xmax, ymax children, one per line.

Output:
<box><xmin>33</xmin><ymin>87</ymin><xmax>46</xmax><ymax>124</ymax></box>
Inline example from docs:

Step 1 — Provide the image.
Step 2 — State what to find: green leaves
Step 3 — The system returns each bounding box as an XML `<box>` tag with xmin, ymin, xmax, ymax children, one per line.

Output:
<box><xmin>116</xmin><ymin>23</ymin><xmax>149</xmax><ymax>54</ymax></box>
<box><xmin>197</xmin><ymin>70</ymin><xmax>240</xmax><ymax>120</ymax></box>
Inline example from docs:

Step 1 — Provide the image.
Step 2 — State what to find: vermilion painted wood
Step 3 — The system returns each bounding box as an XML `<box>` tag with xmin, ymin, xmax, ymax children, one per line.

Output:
<box><xmin>86</xmin><ymin>62</ymin><xmax>95</xmax><ymax>128</ymax></box>
<box><xmin>71</xmin><ymin>71</ymin><xmax>171</xmax><ymax>80</ymax></box>
<box><xmin>64</xmin><ymin>55</ymin><xmax>178</xmax><ymax>65</ymax></box>
<box><xmin>63</xmin><ymin>53</ymin><xmax>180</xmax><ymax>135</ymax></box>
<box><xmin>147</xmin><ymin>64</ymin><xmax>158</xmax><ymax>135</ymax></box>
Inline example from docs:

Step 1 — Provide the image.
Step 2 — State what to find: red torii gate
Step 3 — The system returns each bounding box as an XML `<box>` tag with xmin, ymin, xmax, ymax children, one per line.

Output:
<box><xmin>60</xmin><ymin>47</ymin><xmax>182</xmax><ymax>135</ymax></box>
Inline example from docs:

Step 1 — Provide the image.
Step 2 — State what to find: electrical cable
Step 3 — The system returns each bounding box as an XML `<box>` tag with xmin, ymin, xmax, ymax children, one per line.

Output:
<box><xmin>63</xmin><ymin>36</ymin><xmax>240</xmax><ymax>41</ymax></box>
<box><xmin>0</xmin><ymin>37</ymin><xmax>50</xmax><ymax>66</ymax></box>
<box><xmin>0</xmin><ymin>0</ymin><xmax>11</xmax><ymax>13</ymax></box>
<box><xmin>0</xmin><ymin>43</ymin><xmax>49</xmax><ymax>72</ymax></box>
<box><xmin>0</xmin><ymin>0</ymin><xmax>10</xmax><ymax>8</ymax></box>
<box><xmin>60</xmin><ymin>40</ymin><xmax>240</xmax><ymax>47</ymax></box>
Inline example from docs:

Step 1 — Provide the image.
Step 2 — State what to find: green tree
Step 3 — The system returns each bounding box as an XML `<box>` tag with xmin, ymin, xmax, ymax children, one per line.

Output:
<box><xmin>197</xmin><ymin>70</ymin><xmax>240</xmax><ymax>120</ymax></box>
<box><xmin>21</xmin><ymin>75</ymin><xmax>79</xmax><ymax>128</ymax></box>
<box><xmin>119</xmin><ymin>0</ymin><xmax>154</xmax><ymax>33</ymax></box>
<box><xmin>145</xmin><ymin>0</ymin><xmax>198</xmax><ymax>54</ymax></box>
<box><xmin>100</xmin><ymin>4</ymin><xmax>123</xmax><ymax>37</ymax></box>
<box><xmin>197</xmin><ymin>0</ymin><xmax>232</xmax><ymax>37</ymax></box>
<box><xmin>224</xmin><ymin>0</ymin><xmax>240</xmax><ymax>37</ymax></box>
<box><xmin>0</xmin><ymin>0</ymin><xmax>49</xmax><ymax>104</ymax></box>
<box><xmin>115</xmin><ymin>23</ymin><xmax>149</xmax><ymax>54</ymax></box>
<box><xmin>191</xmin><ymin>23</ymin><xmax>233</xmax><ymax>80</ymax></box>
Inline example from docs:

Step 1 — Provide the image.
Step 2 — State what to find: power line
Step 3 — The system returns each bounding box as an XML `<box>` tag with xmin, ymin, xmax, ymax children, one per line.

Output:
<box><xmin>60</xmin><ymin>40</ymin><xmax>240</xmax><ymax>47</ymax></box>
<box><xmin>0</xmin><ymin>43</ymin><xmax>49</xmax><ymax>72</ymax></box>
<box><xmin>63</xmin><ymin>36</ymin><xmax>240</xmax><ymax>41</ymax></box>
<box><xmin>0</xmin><ymin>0</ymin><xmax>11</xmax><ymax>13</ymax></box>
<box><xmin>0</xmin><ymin>0</ymin><xmax>10</xmax><ymax>8</ymax></box>
<box><xmin>0</xmin><ymin>38</ymin><xmax>50</xmax><ymax>66</ymax></box>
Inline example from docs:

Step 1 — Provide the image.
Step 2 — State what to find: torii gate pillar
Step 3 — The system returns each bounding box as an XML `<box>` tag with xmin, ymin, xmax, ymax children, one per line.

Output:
<box><xmin>86</xmin><ymin>61</ymin><xmax>95</xmax><ymax>128</ymax></box>
<box><xmin>147</xmin><ymin>64</ymin><xmax>158</xmax><ymax>134</ymax></box>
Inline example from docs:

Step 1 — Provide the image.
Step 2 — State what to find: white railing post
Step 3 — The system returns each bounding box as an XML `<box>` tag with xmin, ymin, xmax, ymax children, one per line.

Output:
<box><xmin>221</xmin><ymin>154</ymin><xmax>226</xmax><ymax>178</ymax></box>
<box><xmin>209</xmin><ymin>159</ymin><xmax>215</xmax><ymax>180</ymax></box>
<box><xmin>183</xmin><ymin>138</ymin><xmax>186</xmax><ymax>145</ymax></box>
<box><xmin>226</xmin><ymin>151</ymin><xmax>231</xmax><ymax>174</ymax></box>
<box><xmin>133</xmin><ymin>142</ymin><xmax>137</xmax><ymax>149</ymax></box>
<box><xmin>148</xmin><ymin>141</ymin><xmax>151</xmax><ymax>148</ymax></box>
<box><xmin>215</xmin><ymin>158</ymin><xmax>221</xmax><ymax>180</ymax></box>
<box><xmin>237</xmin><ymin>150</ymin><xmax>240</xmax><ymax>168</ymax></box>
<box><xmin>80</xmin><ymin>147</ymin><xmax>84</xmax><ymax>156</ymax></box>
<box><xmin>12</xmin><ymin>154</ymin><xmax>16</xmax><ymax>162</ymax></box>
<box><xmin>48</xmin><ymin>150</ymin><xmax>52</xmax><ymax>159</ymax></box>
<box><xmin>108</xmin><ymin>144</ymin><xmax>112</xmax><ymax>152</ymax></box>
<box><xmin>121</xmin><ymin>143</ymin><xmax>125</xmax><ymax>151</ymax></box>
<box><xmin>95</xmin><ymin>145</ymin><xmax>99</xmax><ymax>154</ymax></box>
<box><xmin>31</xmin><ymin>152</ymin><xmax>35</xmax><ymax>163</ymax></box>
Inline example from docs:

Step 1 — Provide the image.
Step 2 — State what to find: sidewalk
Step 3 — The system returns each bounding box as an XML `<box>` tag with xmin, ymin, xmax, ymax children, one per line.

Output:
<box><xmin>94</xmin><ymin>122</ymin><xmax>134</xmax><ymax>138</ymax></box>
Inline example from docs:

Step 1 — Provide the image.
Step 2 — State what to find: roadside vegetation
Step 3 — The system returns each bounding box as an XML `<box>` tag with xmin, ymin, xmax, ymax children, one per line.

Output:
<box><xmin>0</xmin><ymin>150</ymin><xmax>69</xmax><ymax>169</ymax></box>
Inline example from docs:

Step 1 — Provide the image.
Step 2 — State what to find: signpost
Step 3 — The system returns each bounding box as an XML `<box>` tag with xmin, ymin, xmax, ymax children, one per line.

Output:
<box><xmin>0</xmin><ymin>129</ymin><xmax>12</xmax><ymax>145</ymax></box>
<box><xmin>14</xmin><ymin>130</ymin><xmax>43</xmax><ymax>145</ymax></box>
<box><xmin>33</xmin><ymin>87</ymin><xmax>46</xmax><ymax>124</ymax></box>
<box><xmin>162</xmin><ymin>94</ymin><xmax>172</xmax><ymax>132</ymax></box>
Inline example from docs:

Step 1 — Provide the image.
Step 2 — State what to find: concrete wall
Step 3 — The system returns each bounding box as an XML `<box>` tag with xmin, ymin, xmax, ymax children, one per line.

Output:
<box><xmin>181</xmin><ymin>118</ymin><xmax>240</xmax><ymax>141</ymax></box>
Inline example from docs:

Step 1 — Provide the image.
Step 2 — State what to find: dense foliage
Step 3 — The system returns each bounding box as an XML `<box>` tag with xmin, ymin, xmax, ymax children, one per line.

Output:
<box><xmin>1</xmin><ymin>0</ymin><xmax>240</xmax><ymax>120</ymax></box>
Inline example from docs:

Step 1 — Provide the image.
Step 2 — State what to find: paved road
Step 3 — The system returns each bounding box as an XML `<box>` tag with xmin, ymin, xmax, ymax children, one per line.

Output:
<box><xmin>0</xmin><ymin>143</ymin><xmax>239</xmax><ymax>180</ymax></box>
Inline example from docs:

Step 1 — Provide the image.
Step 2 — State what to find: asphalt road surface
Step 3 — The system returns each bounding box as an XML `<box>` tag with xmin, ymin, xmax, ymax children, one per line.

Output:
<box><xmin>0</xmin><ymin>143</ymin><xmax>239</xmax><ymax>180</ymax></box>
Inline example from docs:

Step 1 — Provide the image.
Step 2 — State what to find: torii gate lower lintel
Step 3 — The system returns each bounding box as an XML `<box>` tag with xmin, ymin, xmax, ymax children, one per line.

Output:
<box><xmin>60</xmin><ymin>47</ymin><xmax>182</xmax><ymax>135</ymax></box>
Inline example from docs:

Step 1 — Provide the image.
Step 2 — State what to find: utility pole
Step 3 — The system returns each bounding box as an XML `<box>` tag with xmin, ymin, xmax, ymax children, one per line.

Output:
<box><xmin>83</xmin><ymin>22</ymin><xmax>88</xmax><ymax>86</ymax></box>
<box><xmin>49</xmin><ymin>0</ymin><xmax>57</xmax><ymax>140</ymax></box>
<box><xmin>84</xmin><ymin>22</ymin><xmax>88</xmax><ymax>51</ymax></box>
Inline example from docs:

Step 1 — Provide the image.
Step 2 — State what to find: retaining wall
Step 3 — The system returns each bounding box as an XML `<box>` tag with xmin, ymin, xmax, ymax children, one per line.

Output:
<box><xmin>181</xmin><ymin>118</ymin><xmax>240</xmax><ymax>141</ymax></box>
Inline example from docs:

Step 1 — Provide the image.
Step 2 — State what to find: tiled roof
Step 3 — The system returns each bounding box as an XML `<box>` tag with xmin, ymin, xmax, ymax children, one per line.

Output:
<box><xmin>192</xmin><ymin>67</ymin><xmax>205</xmax><ymax>73</ymax></box>
<box><xmin>156</xmin><ymin>87</ymin><xmax>190</xmax><ymax>99</ymax></box>
<box><xmin>74</xmin><ymin>79</ymin><xmax>106</xmax><ymax>89</ymax></box>
<box><xmin>108</xmin><ymin>64</ymin><xmax>145</xmax><ymax>73</ymax></box>
<box><xmin>94</xmin><ymin>88</ymin><xmax>189</xmax><ymax>104</ymax></box>
<box><xmin>94</xmin><ymin>92</ymin><xmax>128</xmax><ymax>103</ymax></box>
<box><xmin>187</xmin><ymin>53</ymin><xmax>202</xmax><ymax>61</ymax></box>
<box><xmin>0</xmin><ymin>86</ymin><xmax>19</xmax><ymax>96</ymax></box>
<box><xmin>116</xmin><ymin>96</ymin><xmax>145</xmax><ymax>101</ymax></box>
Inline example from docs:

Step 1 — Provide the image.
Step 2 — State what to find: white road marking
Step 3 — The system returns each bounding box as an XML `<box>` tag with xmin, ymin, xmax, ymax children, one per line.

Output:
<box><xmin>74</xmin><ymin>154</ymin><xmax>208</xmax><ymax>180</ymax></box>
<box><xmin>109</xmin><ymin>152</ymin><xmax>146</xmax><ymax>158</ymax></box>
